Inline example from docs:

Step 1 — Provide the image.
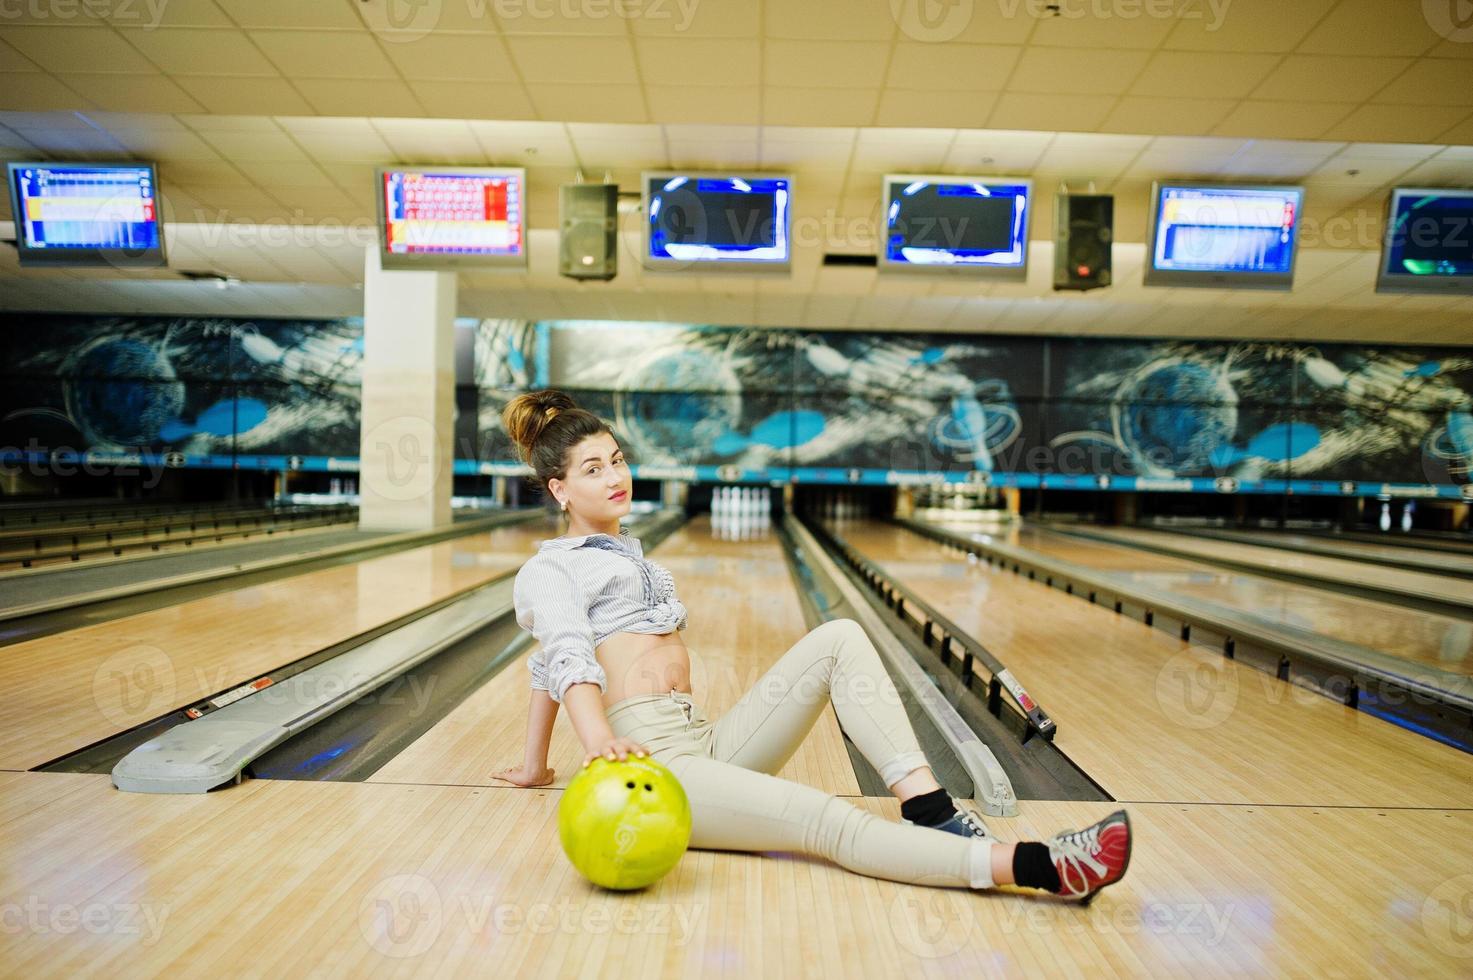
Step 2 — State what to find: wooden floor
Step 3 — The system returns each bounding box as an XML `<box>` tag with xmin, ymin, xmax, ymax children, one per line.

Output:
<box><xmin>2</xmin><ymin>772</ymin><xmax>1469</xmax><ymax>976</ymax></box>
<box><xmin>370</xmin><ymin>520</ymin><xmax>858</xmax><ymax>796</ymax></box>
<box><xmin>0</xmin><ymin>520</ymin><xmax>550</xmax><ymax>770</ymax></box>
<box><xmin>1065</xmin><ymin>524</ymin><xmax>1473</xmax><ymax>611</ymax></box>
<box><xmin>1213</xmin><ymin>527</ymin><xmax>1473</xmax><ymax>577</ymax></box>
<box><xmin>1006</xmin><ymin>525</ymin><xmax>1473</xmax><ymax>674</ymax></box>
<box><xmin>2</xmin><ymin>514</ymin><xmax>1472</xmax><ymax>976</ymax></box>
<box><xmin>841</xmin><ymin>519</ymin><xmax>1473</xmax><ymax>807</ymax></box>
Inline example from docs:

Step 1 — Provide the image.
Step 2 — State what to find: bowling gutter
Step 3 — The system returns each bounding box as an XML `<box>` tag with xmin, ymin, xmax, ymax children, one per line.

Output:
<box><xmin>897</xmin><ymin>515</ymin><xmax>1473</xmax><ymax>753</ymax></box>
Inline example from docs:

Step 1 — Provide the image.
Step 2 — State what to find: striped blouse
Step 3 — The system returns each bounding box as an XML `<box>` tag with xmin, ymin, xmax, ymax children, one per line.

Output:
<box><xmin>512</xmin><ymin>526</ymin><xmax>688</xmax><ymax>704</ymax></box>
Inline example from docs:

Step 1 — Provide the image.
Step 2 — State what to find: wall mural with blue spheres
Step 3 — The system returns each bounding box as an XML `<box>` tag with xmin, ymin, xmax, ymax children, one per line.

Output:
<box><xmin>0</xmin><ymin>316</ymin><xmax>364</xmax><ymax>470</ymax></box>
<box><xmin>1</xmin><ymin>313</ymin><xmax>1470</xmax><ymax>498</ymax></box>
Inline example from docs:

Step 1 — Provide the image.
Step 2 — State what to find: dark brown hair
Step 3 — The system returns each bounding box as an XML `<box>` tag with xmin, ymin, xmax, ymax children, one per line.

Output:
<box><xmin>501</xmin><ymin>390</ymin><xmax>617</xmax><ymax>498</ymax></box>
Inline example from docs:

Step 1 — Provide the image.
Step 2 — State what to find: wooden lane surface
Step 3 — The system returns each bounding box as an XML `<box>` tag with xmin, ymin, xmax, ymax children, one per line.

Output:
<box><xmin>0</xmin><ymin>522</ymin><xmax>554</xmax><ymax>772</ymax></box>
<box><xmin>1206</xmin><ymin>527</ymin><xmax>1473</xmax><ymax>577</ymax></box>
<box><xmin>1002</xmin><ymin>525</ymin><xmax>1473</xmax><ymax>674</ymax></box>
<box><xmin>839</xmin><ymin>520</ymin><xmax>1473</xmax><ymax>808</ymax></box>
<box><xmin>2</xmin><ymin>771</ymin><xmax>1470</xmax><ymax>976</ymax></box>
<box><xmin>0</xmin><ymin>518</ymin><xmax>352</xmax><ymax>575</ymax></box>
<box><xmin>1068</xmin><ymin>525</ymin><xmax>1473</xmax><ymax>610</ymax></box>
<box><xmin>370</xmin><ymin>516</ymin><xmax>860</xmax><ymax>797</ymax></box>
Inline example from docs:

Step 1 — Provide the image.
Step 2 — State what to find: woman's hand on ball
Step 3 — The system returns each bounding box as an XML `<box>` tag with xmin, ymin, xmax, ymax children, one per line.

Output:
<box><xmin>583</xmin><ymin>736</ymin><xmax>649</xmax><ymax>767</ymax></box>
<box><xmin>491</xmin><ymin>763</ymin><xmax>555</xmax><ymax>787</ymax></box>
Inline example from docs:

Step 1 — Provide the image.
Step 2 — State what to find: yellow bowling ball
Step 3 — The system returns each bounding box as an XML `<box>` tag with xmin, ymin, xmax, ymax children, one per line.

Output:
<box><xmin>558</xmin><ymin>756</ymin><xmax>692</xmax><ymax>890</ymax></box>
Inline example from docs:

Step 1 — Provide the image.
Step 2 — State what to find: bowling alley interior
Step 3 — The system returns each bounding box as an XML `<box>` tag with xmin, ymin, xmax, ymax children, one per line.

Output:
<box><xmin>3</xmin><ymin>1</ymin><xmax>1473</xmax><ymax>976</ymax></box>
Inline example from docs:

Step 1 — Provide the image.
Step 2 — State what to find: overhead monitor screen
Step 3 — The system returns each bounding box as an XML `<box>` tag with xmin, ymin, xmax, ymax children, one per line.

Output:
<box><xmin>880</xmin><ymin>175</ymin><xmax>1031</xmax><ymax>278</ymax></box>
<box><xmin>377</xmin><ymin>167</ymin><xmax>526</xmax><ymax>269</ymax></box>
<box><xmin>644</xmin><ymin>173</ymin><xmax>792</xmax><ymax>271</ymax></box>
<box><xmin>1377</xmin><ymin>188</ymin><xmax>1473</xmax><ymax>295</ymax></box>
<box><xmin>8</xmin><ymin>162</ymin><xmax>165</xmax><ymax>267</ymax></box>
<box><xmin>1145</xmin><ymin>183</ymin><xmax>1303</xmax><ymax>289</ymax></box>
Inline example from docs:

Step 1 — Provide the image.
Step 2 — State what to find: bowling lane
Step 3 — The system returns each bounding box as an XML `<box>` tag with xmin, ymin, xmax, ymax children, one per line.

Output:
<box><xmin>837</xmin><ymin>519</ymin><xmax>1473</xmax><ymax>808</ymax></box>
<box><xmin>0</xmin><ymin>522</ymin><xmax>552</xmax><ymax>771</ymax></box>
<box><xmin>369</xmin><ymin>515</ymin><xmax>861</xmax><ymax>795</ymax></box>
<box><xmin>1173</xmin><ymin>526</ymin><xmax>1473</xmax><ymax>578</ymax></box>
<box><xmin>966</xmin><ymin>523</ymin><xmax>1473</xmax><ymax>677</ymax></box>
<box><xmin>5</xmin><ymin>773</ymin><xmax>1468</xmax><ymax>976</ymax></box>
<box><xmin>1054</xmin><ymin>524</ymin><xmax>1473</xmax><ymax>612</ymax></box>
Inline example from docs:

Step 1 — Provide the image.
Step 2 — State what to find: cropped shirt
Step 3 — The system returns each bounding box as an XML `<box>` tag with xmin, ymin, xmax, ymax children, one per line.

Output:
<box><xmin>512</xmin><ymin>527</ymin><xmax>688</xmax><ymax>704</ymax></box>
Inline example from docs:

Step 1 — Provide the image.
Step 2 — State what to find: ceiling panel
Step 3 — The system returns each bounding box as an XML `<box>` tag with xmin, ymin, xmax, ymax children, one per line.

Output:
<box><xmin>988</xmin><ymin>94</ymin><xmax>1117</xmax><ymax>133</ymax></box>
<box><xmin>1130</xmin><ymin>51</ymin><xmax>1281</xmax><ymax>100</ymax></box>
<box><xmin>0</xmin><ymin>4</ymin><xmax>1469</xmax><ymax>141</ymax></box>
<box><xmin>875</xmin><ymin>90</ymin><xmax>996</xmax><ymax>129</ymax></box>
<box><xmin>1211</xmin><ymin>101</ymin><xmax>1354</xmax><ymax>140</ymax></box>
<box><xmin>1099</xmin><ymin>97</ymin><xmax>1236</xmax><ymax>137</ymax></box>
<box><xmin>645</xmin><ymin>86</ymin><xmax>761</xmax><ymax>126</ymax></box>
<box><xmin>884</xmin><ymin>43</ymin><xmax>1020</xmax><ymax>93</ymax></box>
<box><xmin>172</xmin><ymin>76</ymin><xmax>315</xmax><ymax>115</ymax></box>
<box><xmin>765</xmin><ymin>40</ymin><xmax>892</xmax><ymax>90</ymax></box>
<box><xmin>634</xmin><ymin>38</ymin><xmax>760</xmax><ymax>86</ymax></box>
<box><xmin>53</xmin><ymin>73</ymin><xmax>205</xmax><ymax>113</ymax></box>
<box><xmin>629</xmin><ymin>0</ymin><xmax>757</xmax><ymax>38</ymax></box>
<box><xmin>1</xmin><ymin>26</ymin><xmax>156</xmax><ymax>73</ymax></box>
<box><xmin>1162</xmin><ymin>0</ymin><xmax>1337</xmax><ymax>53</ymax></box>
<box><xmin>1296</xmin><ymin>0</ymin><xmax>1447</xmax><ymax>58</ymax></box>
<box><xmin>409</xmin><ymin>82</ymin><xmax>536</xmax><ymax>120</ymax></box>
<box><xmin>3</xmin><ymin>4</ymin><xmax>1473</xmax><ymax>347</ymax></box>
<box><xmin>1250</xmin><ymin>55</ymin><xmax>1416</xmax><ymax>104</ymax></box>
<box><xmin>764</xmin><ymin>0</ymin><xmax>896</xmax><ymax>42</ymax></box>
<box><xmin>119</xmin><ymin>27</ymin><xmax>281</xmax><ymax>75</ymax></box>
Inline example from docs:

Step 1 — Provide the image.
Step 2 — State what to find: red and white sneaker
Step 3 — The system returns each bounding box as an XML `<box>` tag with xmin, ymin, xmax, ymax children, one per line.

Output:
<box><xmin>1046</xmin><ymin>809</ymin><xmax>1132</xmax><ymax>904</ymax></box>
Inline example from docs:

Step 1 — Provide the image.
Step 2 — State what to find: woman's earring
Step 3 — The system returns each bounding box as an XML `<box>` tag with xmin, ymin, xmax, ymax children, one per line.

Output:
<box><xmin>560</xmin><ymin>499</ymin><xmax>568</xmax><ymax>511</ymax></box>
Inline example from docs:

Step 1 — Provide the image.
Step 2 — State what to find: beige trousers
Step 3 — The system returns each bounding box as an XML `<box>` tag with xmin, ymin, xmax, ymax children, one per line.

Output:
<box><xmin>606</xmin><ymin>618</ymin><xmax>992</xmax><ymax>889</ymax></box>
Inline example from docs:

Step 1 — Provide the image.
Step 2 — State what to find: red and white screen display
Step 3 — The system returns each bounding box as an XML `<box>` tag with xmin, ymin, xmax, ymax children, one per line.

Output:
<box><xmin>381</xmin><ymin>170</ymin><xmax>523</xmax><ymax>257</ymax></box>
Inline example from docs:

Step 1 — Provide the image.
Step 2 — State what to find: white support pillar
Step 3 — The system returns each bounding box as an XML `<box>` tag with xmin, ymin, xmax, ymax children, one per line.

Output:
<box><xmin>358</xmin><ymin>245</ymin><xmax>458</xmax><ymax>531</ymax></box>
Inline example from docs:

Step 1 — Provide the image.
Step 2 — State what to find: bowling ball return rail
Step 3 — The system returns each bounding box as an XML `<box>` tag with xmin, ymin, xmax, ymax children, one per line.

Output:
<box><xmin>898</xmin><ymin>515</ymin><xmax>1473</xmax><ymax>755</ymax></box>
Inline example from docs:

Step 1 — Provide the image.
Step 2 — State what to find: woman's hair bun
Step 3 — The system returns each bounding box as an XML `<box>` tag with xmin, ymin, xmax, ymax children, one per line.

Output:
<box><xmin>502</xmin><ymin>389</ymin><xmax>578</xmax><ymax>463</ymax></box>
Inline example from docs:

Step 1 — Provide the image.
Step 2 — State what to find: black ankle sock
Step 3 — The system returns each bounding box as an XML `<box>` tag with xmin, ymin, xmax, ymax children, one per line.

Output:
<box><xmin>900</xmin><ymin>788</ymin><xmax>954</xmax><ymax>826</ymax></box>
<box><xmin>1012</xmin><ymin>842</ymin><xmax>1062</xmax><ymax>893</ymax></box>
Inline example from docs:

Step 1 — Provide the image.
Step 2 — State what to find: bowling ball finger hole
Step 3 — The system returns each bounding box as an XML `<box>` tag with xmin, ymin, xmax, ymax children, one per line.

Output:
<box><xmin>626</xmin><ymin>780</ymin><xmax>635</xmax><ymax>788</ymax></box>
<box><xmin>644</xmin><ymin>783</ymin><xmax>652</xmax><ymax>791</ymax></box>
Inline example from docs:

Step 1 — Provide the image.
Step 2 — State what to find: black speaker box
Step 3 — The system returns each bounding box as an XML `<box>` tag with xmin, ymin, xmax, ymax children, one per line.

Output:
<box><xmin>1054</xmin><ymin>194</ymin><xmax>1113</xmax><ymax>292</ymax></box>
<box><xmin>560</xmin><ymin>183</ymin><xmax>617</xmax><ymax>281</ymax></box>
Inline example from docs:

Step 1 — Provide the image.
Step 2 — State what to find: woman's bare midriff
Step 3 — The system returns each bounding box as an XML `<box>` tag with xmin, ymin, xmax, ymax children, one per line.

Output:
<box><xmin>597</xmin><ymin>630</ymin><xmax>692</xmax><ymax>709</ymax></box>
